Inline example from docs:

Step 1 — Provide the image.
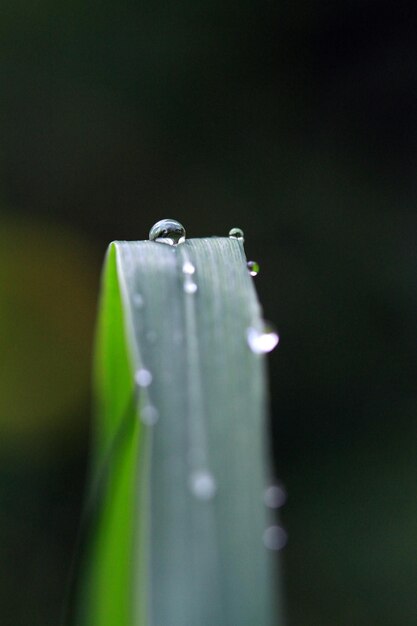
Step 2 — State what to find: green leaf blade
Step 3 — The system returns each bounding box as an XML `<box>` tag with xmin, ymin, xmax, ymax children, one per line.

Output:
<box><xmin>81</xmin><ymin>236</ymin><xmax>282</xmax><ymax>626</ymax></box>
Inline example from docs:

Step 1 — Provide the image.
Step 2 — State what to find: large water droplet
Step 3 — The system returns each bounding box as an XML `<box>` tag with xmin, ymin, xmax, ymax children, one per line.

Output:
<box><xmin>247</xmin><ymin>260</ymin><xmax>260</xmax><ymax>276</ymax></box>
<box><xmin>264</xmin><ymin>484</ymin><xmax>287</xmax><ymax>509</ymax></box>
<box><xmin>263</xmin><ymin>525</ymin><xmax>288</xmax><ymax>551</ymax></box>
<box><xmin>135</xmin><ymin>368</ymin><xmax>153</xmax><ymax>387</ymax></box>
<box><xmin>229</xmin><ymin>227</ymin><xmax>244</xmax><ymax>240</ymax></box>
<box><xmin>247</xmin><ymin>323</ymin><xmax>279</xmax><ymax>354</ymax></box>
<box><xmin>141</xmin><ymin>404</ymin><xmax>159</xmax><ymax>426</ymax></box>
<box><xmin>149</xmin><ymin>219</ymin><xmax>186</xmax><ymax>245</ymax></box>
<box><xmin>189</xmin><ymin>470</ymin><xmax>217</xmax><ymax>501</ymax></box>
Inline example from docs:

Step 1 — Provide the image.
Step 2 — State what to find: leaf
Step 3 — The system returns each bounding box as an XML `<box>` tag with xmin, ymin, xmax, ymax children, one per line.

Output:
<box><xmin>77</xmin><ymin>235</ymin><xmax>283</xmax><ymax>626</ymax></box>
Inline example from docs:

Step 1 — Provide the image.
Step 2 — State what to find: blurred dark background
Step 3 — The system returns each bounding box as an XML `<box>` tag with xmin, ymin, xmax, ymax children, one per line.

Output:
<box><xmin>0</xmin><ymin>1</ymin><xmax>416</xmax><ymax>624</ymax></box>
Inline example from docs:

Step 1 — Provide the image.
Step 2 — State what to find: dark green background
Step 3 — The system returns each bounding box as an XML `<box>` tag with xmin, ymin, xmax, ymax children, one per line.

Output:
<box><xmin>0</xmin><ymin>1</ymin><xmax>416</xmax><ymax>624</ymax></box>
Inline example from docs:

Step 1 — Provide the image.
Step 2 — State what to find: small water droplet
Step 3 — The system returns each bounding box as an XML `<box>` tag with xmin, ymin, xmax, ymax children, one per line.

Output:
<box><xmin>133</xmin><ymin>293</ymin><xmax>144</xmax><ymax>308</ymax></box>
<box><xmin>229</xmin><ymin>227</ymin><xmax>244</xmax><ymax>240</ymax></box>
<box><xmin>182</xmin><ymin>261</ymin><xmax>195</xmax><ymax>275</ymax></box>
<box><xmin>247</xmin><ymin>323</ymin><xmax>279</xmax><ymax>354</ymax></box>
<box><xmin>184</xmin><ymin>281</ymin><xmax>198</xmax><ymax>294</ymax></box>
<box><xmin>247</xmin><ymin>260</ymin><xmax>260</xmax><ymax>277</ymax></box>
<box><xmin>263</xmin><ymin>525</ymin><xmax>288</xmax><ymax>551</ymax></box>
<box><xmin>149</xmin><ymin>219</ymin><xmax>186</xmax><ymax>245</ymax></box>
<box><xmin>264</xmin><ymin>484</ymin><xmax>287</xmax><ymax>509</ymax></box>
<box><xmin>141</xmin><ymin>404</ymin><xmax>159</xmax><ymax>426</ymax></box>
<box><xmin>135</xmin><ymin>368</ymin><xmax>153</xmax><ymax>387</ymax></box>
<box><xmin>189</xmin><ymin>470</ymin><xmax>217</xmax><ymax>501</ymax></box>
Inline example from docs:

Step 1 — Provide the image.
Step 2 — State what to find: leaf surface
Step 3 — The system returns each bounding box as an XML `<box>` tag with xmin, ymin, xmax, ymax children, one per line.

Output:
<box><xmin>80</xmin><ymin>236</ymin><xmax>282</xmax><ymax>626</ymax></box>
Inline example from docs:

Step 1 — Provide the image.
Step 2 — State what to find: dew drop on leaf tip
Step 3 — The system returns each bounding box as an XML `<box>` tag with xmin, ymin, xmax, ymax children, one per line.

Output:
<box><xmin>229</xmin><ymin>227</ymin><xmax>244</xmax><ymax>240</ymax></box>
<box><xmin>247</xmin><ymin>323</ymin><xmax>279</xmax><ymax>354</ymax></box>
<box><xmin>149</xmin><ymin>219</ymin><xmax>186</xmax><ymax>245</ymax></box>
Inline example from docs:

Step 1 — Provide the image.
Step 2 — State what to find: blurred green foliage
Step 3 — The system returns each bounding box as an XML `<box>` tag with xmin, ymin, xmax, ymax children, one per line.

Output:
<box><xmin>0</xmin><ymin>1</ymin><xmax>416</xmax><ymax>625</ymax></box>
<box><xmin>0</xmin><ymin>216</ymin><xmax>96</xmax><ymax>451</ymax></box>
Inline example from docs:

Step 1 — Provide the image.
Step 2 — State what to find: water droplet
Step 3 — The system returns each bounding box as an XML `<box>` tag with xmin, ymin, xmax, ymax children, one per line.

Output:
<box><xmin>149</xmin><ymin>219</ymin><xmax>186</xmax><ymax>245</ymax></box>
<box><xmin>133</xmin><ymin>294</ymin><xmax>144</xmax><ymax>308</ymax></box>
<box><xmin>247</xmin><ymin>323</ymin><xmax>279</xmax><ymax>354</ymax></box>
<box><xmin>189</xmin><ymin>470</ymin><xmax>217</xmax><ymax>501</ymax></box>
<box><xmin>229</xmin><ymin>227</ymin><xmax>244</xmax><ymax>240</ymax></box>
<box><xmin>135</xmin><ymin>368</ymin><xmax>153</xmax><ymax>387</ymax></box>
<box><xmin>264</xmin><ymin>484</ymin><xmax>287</xmax><ymax>509</ymax></box>
<box><xmin>263</xmin><ymin>525</ymin><xmax>288</xmax><ymax>551</ymax></box>
<box><xmin>184</xmin><ymin>281</ymin><xmax>198</xmax><ymax>294</ymax></box>
<box><xmin>247</xmin><ymin>260</ymin><xmax>260</xmax><ymax>277</ymax></box>
<box><xmin>141</xmin><ymin>404</ymin><xmax>159</xmax><ymax>426</ymax></box>
<box><xmin>182</xmin><ymin>261</ymin><xmax>195</xmax><ymax>275</ymax></box>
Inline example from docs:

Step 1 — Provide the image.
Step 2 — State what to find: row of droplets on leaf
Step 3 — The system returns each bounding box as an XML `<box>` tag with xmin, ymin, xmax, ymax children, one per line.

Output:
<box><xmin>137</xmin><ymin>219</ymin><xmax>286</xmax><ymax>549</ymax></box>
<box><xmin>148</xmin><ymin>219</ymin><xmax>278</xmax><ymax>353</ymax></box>
<box><xmin>149</xmin><ymin>219</ymin><xmax>244</xmax><ymax>246</ymax></box>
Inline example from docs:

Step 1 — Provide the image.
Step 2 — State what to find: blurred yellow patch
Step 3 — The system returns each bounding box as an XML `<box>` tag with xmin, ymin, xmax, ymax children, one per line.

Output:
<box><xmin>0</xmin><ymin>213</ymin><xmax>99</xmax><ymax>453</ymax></box>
